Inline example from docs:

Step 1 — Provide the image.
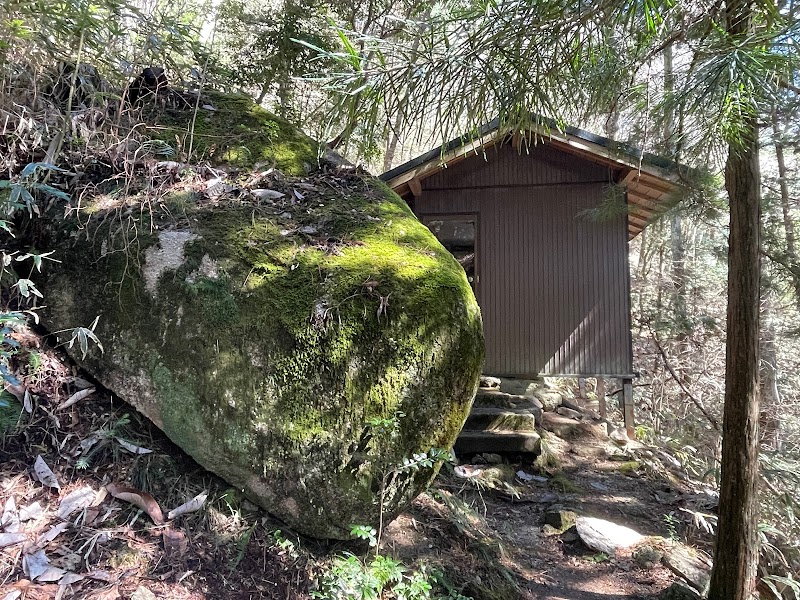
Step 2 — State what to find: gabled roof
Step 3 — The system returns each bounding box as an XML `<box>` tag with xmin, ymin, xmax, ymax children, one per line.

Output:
<box><xmin>380</xmin><ymin>118</ymin><xmax>688</xmax><ymax>239</ymax></box>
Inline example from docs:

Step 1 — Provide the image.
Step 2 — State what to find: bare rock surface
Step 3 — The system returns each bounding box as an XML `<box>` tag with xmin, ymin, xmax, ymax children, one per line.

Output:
<box><xmin>663</xmin><ymin>544</ymin><xmax>712</xmax><ymax>593</ymax></box>
<box><xmin>575</xmin><ymin>516</ymin><xmax>644</xmax><ymax>555</ymax></box>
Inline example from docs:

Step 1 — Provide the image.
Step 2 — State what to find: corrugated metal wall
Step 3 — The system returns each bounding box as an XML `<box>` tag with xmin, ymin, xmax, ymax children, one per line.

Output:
<box><xmin>416</xmin><ymin>143</ymin><xmax>633</xmax><ymax>377</ymax></box>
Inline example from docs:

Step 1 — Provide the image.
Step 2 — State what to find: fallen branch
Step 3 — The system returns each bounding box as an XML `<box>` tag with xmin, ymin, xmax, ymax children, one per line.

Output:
<box><xmin>649</xmin><ymin>327</ymin><xmax>721</xmax><ymax>432</ymax></box>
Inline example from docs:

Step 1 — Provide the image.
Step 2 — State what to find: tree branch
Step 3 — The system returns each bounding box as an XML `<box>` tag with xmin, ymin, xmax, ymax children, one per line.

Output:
<box><xmin>648</xmin><ymin>326</ymin><xmax>721</xmax><ymax>432</ymax></box>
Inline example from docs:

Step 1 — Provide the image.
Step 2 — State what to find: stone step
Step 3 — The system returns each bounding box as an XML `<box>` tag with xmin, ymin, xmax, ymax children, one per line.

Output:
<box><xmin>454</xmin><ymin>430</ymin><xmax>542</xmax><ymax>455</ymax></box>
<box><xmin>479</xmin><ymin>375</ymin><xmax>502</xmax><ymax>389</ymax></box>
<box><xmin>464</xmin><ymin>406</ymin><xmax>541</xmax><ymax>432</ymax></box>
<box><xmin>541</xmin><ymin>411</ymin><xmax>607</xmax><ymax>441</ymax></box>
<box><xmin>474</xmin><ymin>388</ymin><xmax>543</xmax><ymax>409</ymax></box>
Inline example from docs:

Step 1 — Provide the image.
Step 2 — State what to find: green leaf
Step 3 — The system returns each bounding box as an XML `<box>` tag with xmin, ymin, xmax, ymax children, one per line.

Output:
<box><xmin>14</xmin><ymin>279</ymin><xmax>42</xmax><ymax>298</ymax></box>
<box><xmin>29</xmin><ymin>183</ymin><xmax>71</xmax><ymax>202</ymax></box>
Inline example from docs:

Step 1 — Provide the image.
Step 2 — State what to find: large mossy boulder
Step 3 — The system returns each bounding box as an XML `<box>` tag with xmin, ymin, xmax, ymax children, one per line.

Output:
<box><xmin>35</xmin><ymin>99</ymin><xmax>484</xmax><ymax>539</ymax></box>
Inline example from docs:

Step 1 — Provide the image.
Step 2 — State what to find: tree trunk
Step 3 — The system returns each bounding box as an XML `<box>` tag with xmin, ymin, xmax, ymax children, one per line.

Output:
<box><xmin>707</xmin><ymin>89</ymin><xmax>762</xmax><ymax>600</ymax></box>
<box><xmin>664</xmin><ymin>43</ymin><xmax>689</xmax><ymax>339</ymax></box>
<box><xmin>671</xmin><ymin>214</ymin><xmax>688</xmax><ymax>334</ymax></box>
<box><xmin>772</xmin><ymin>108</ymin><xmax>800</xmax><ymax>310</ymax></box>
<box><xmin>759</xmin><ymin>292</ymin><xmax>781</xmax><ymax>451</ymax></box>
<box><xmin>383</xmin><ymin>111</ymin><xmax>403</xmax><ymax>172</ymax></box>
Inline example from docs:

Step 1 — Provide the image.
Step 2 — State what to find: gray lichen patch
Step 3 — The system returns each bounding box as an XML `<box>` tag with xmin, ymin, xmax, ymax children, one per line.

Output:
<box><xmin>143</xmin><ymin>231</ymin><xmax>199</xmax><ymax>294</ymax></box>
<box><xmin>186</xmin><ymin>255</ymin><xmax>220</xmax><ymax>284</ymax></box>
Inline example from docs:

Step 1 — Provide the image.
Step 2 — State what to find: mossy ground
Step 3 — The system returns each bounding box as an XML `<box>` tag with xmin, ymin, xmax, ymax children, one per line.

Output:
<box><xmin>144</xmin><ymin>91</ymin><xmax>319</xmax><ymax>174</ymax></box>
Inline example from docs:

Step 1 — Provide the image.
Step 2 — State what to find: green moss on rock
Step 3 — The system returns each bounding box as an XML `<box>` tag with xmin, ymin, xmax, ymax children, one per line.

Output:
<box><xmin>38</xmin><ymin>166</ymin><xmax>484</xmax><ymax>539</ymax></box>
<box><xmin>146</xmin><ymin>91</ymin><xmax>319</xmax><ymax>174</ymax></box>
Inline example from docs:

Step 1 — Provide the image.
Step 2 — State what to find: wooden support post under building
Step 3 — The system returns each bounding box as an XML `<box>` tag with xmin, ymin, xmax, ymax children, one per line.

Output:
<box><xmin>596</xmin><ymin>377</ymin><xmax>607</xmax><ymax>420</ymax></box>
<box><xmin>622</xmin><ymin>378</ymin><xmax>635</xmax><ymax>439</ymax></box>
<box><xmin>577</xmin><ymin>377</ymin><xmax>587</xmax><ymax>409</ymax></box>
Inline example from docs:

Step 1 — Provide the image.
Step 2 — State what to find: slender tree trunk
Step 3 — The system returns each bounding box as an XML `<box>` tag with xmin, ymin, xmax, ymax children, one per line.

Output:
<box><xmin>663</xmin><ymin>43</ymin><xmax>690</xmax><ymax>339</ymax></box>
<box><xmin>773</xmin><ymin>111</ymin><xmax>795</xmax><ymax>258</ymax></box>
<box><xmin>707</xmin><ymin>95</ymin><xmax>762</xmax><ymax>600</ymax></box>
<box><xmin>383</xmin><ymin>110</ymin><xmax>403</xmax><ymax>172</ymax></box>
<box><xmin>671</xmin><ymin>214</ymin><xmax>688</xmax><ymax>333</ymax></box>
<box><xmin>663</xmin><ymin>43</ymin><xmax>675</xmax><ymax>150</ymax></box>
<box><xmin>759</xmin><ymin>291</ymin><xmax>781</xmax><ymax>451</ymax></box>
<box><xmin>772</xmin><ymin>108</ymin><xmax>800</xmax><ymax>310</ymax></box>
<box><xmin>257</xmin><ymin>82</ymin><xmax>270</xmax><ymax>105</ymax></box>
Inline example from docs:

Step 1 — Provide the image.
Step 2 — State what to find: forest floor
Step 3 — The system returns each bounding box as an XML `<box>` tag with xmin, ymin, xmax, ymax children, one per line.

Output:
<box><xmin>0</xmin><ymin>332</ymin><xmax>717</xmax><ymax>600</ymax></box>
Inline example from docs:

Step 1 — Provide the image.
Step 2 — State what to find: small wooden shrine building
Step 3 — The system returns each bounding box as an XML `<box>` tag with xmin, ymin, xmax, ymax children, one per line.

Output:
<box><xmin>382</xmin><ymin>121</ymin><xmax>686</xmax><ymax>434</ymax></box>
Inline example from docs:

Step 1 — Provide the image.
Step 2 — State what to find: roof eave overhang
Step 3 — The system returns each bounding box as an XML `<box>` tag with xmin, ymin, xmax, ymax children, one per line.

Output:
<box><xmin>382</xmin><ymin>123</ymin><xmax>685</xmax><ymax>239</ymax></box>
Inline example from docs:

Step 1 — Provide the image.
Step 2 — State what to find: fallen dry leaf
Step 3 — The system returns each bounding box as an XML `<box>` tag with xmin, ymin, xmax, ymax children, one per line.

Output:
<box><xmin>60</xmin><ymin>387</ymin><xmax>95</xmax><ymax>410</ymax></box>
<box><xmin>1</xmin><ymin>496</ymin><xmax>19</xmax><ymax>532</ymax></box>
<box><xmin>130</xmin><ymin>586</ymin><xmax>157</xmax><ymax>600</ymax></box>
<box><xmin>36</xmin><ymin>565</ymin><xmax>67</xmax><ymax>583</ymax></box>
<box><xmin>251</xmin><ymin>188</ymin><xmax>285</xmax><ymax>200</ymax></box>
<box><xmin>0</xmin><ymin>532</ymin><xmax>27</xmax><ymax>548</ymax></box>
<box><xmin>58</xmin><ymin>572</ymin><xmax>84</xmax><ymax>585</ymax></box>
<box><xmin>22</xmin><ymin>549</ymin><xmax>50</xmax><ymax>580</ymax></box>
<box><xmin>19</xmin><ymin>501</ymin><xmax>44</xmax><ymax>521</ymax></box>
<box><xmin>116</xmin><ymin>438</ymin><xmax>153</xmax><ymax>455</ymax></box>
<box><xmin>78</xmin><ymin>431</ymin><xmax>103</xmax><ymax>455</ymax></box>
<box><xmin>57</xmin><ymin>486</ymin><xmax>95</xmax><ymax>519</ymax></box>
<box><xmin>89</xmin><ymin>585</ymin><xmax>120</xmax><ymax>600</ymax></box>
<box><xmin>105</xmin><ymin>483</ymin><xmax>164</xmax><ymax>525</ymax></box>
<box><xmin>2</xmin><ymin>579</ymin><xmax>30</xmax><ymax>600</ymax></box>
<box><xmin>7</xmin><ymin>583</ymin><xmax>59</xmax><ymax>600</ymax></box>
<box><xmin>51</xmin><ymin>551</ymin><xmax>82</xmax><ymax>572</ymax></box>
<box><xmin>167</xmin><ymin>491</ymin><xmax>208</xmax><ymax>520</ymax></box>
<box><xmin>33</xmin><ymin>456</ymin><xmax>60</xmax><ymax>490</ymax></box>
<box><xmin>36</xmin><ymin>522</ymin><xmax>69</xmax><ymax>546</ymax></box>
<box><xmin>162</xmin><ymin>528</ymin><xmax>188</xmax><ymax>560</ymax></box>
<box><xmin>3</xmin><ymin>382</ymin><xmax>25</xmax><ymax>401</ymax></box>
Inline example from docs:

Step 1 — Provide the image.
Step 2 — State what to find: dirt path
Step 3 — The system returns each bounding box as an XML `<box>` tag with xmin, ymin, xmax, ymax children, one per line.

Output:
<box><xmin>383</xmin><ymin>423</ymin><xmax>711</xmax><ymax>600</ymax></box>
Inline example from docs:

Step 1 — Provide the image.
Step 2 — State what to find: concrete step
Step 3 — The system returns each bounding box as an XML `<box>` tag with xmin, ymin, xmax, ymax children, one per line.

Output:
<box><xmin>474</xmin><ymin>388</ymin><xmax>544</xmax><ymax>409</ymax></box>
<box><xmin>464</xmin><ymin>406</ymin><xmax>541</xmax><ymax>432</ymax></box>
<box><xmin>454</xmin><ymin>430</ymin><xmax>542</xmax><ymax>455</ymax></box>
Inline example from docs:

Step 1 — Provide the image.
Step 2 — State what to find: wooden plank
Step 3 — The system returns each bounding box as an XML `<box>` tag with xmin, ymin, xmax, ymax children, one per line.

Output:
<box><xmin>408</xmin><ymin>177</ymin><xmax>422</xmax><ymax>197</ymax></box>
<box><xmin>625</xmin><ymin>171</ymin><xmax>677</xmax><ymax>194</ymax></box>
<box><xmin>386</xmin><ymin>122</ymin><xmax>682</xmax><ymax>195</ymax></box>
<box><xmin>627</xmin><ymin>183</ymin><xmax>667</xmax><ymax>201</ymax></box>
<box><xmin>627</xmin><ymin>194</ymin><xmax>662</xmax><ymax>212</ymax></box>
<box><xmin>628</xmin><ymin>203</ymin><xmax>656</xmax><ymax>218</ymax></box>
<box><xmin>636</xmin><ymin>174</ymin><xmax>677</xmax><ymax>194</ymax></box>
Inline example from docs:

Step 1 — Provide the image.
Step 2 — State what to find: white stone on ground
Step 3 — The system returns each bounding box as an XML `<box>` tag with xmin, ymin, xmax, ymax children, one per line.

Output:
<box><xmin>575</xmin><ymin>516</ymin><xmax>644</xmax><ymax>555</ymax></box>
